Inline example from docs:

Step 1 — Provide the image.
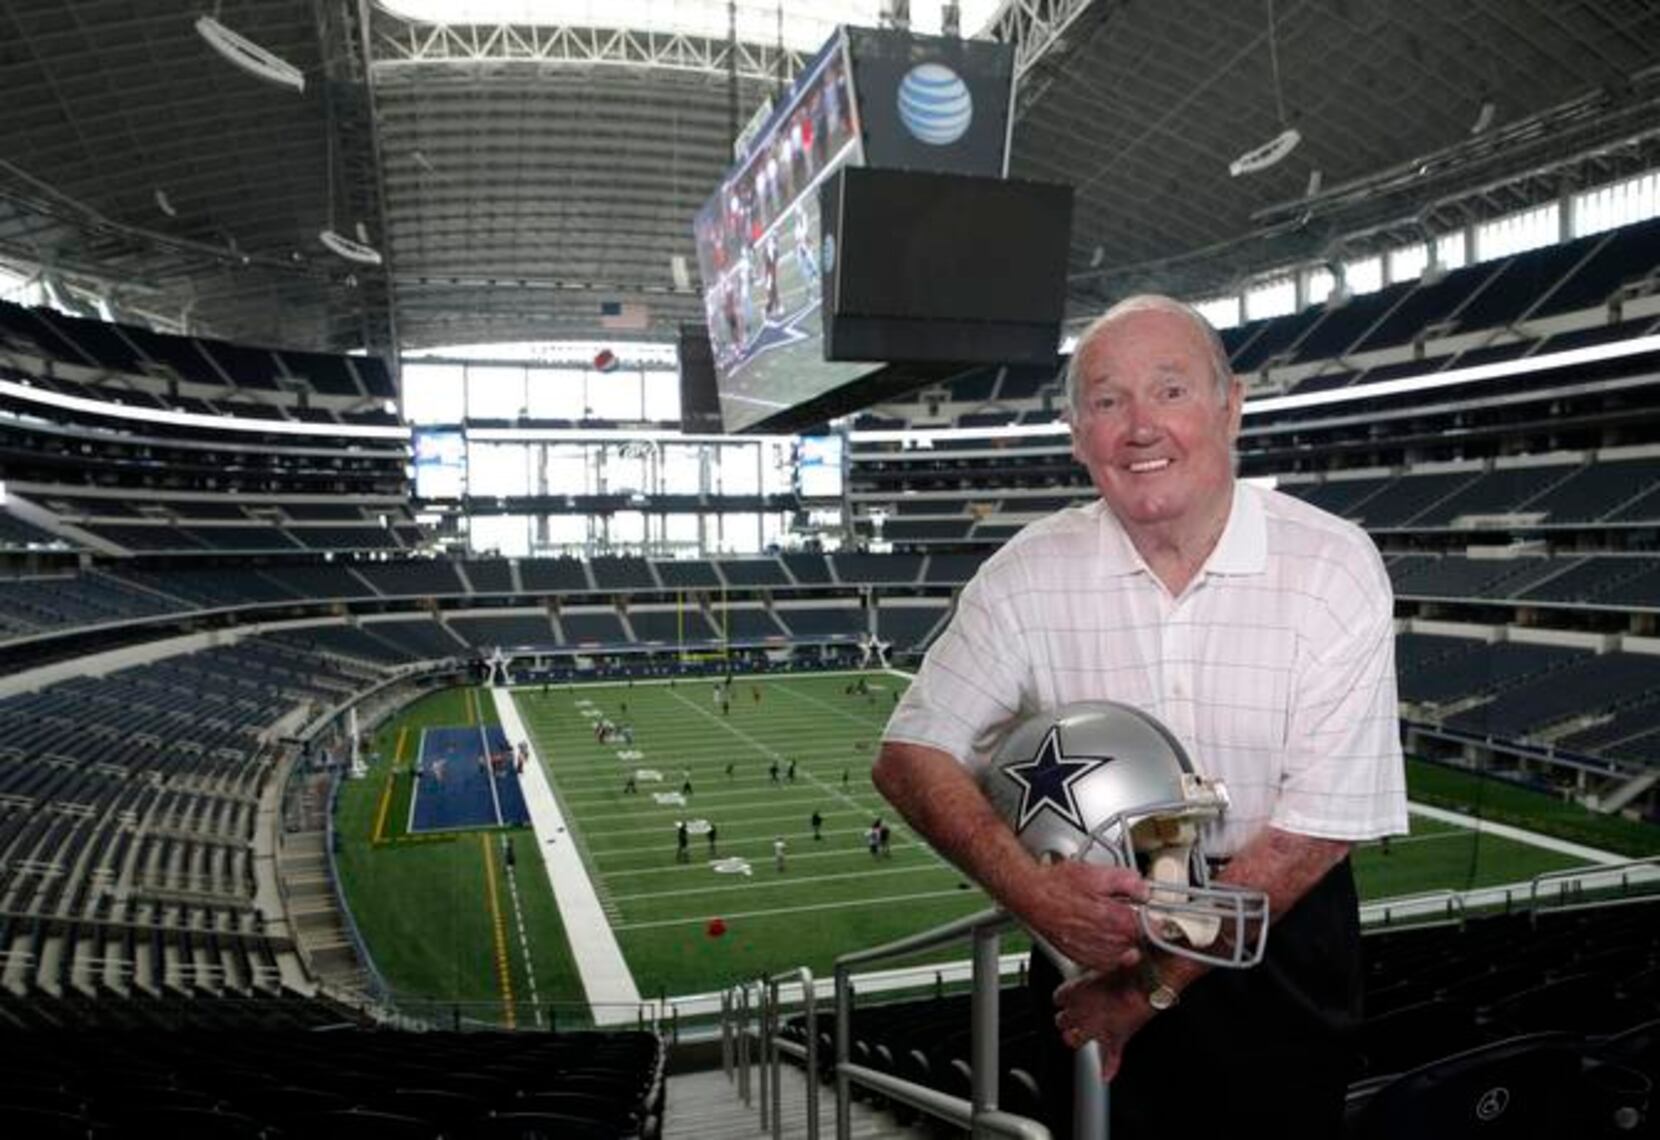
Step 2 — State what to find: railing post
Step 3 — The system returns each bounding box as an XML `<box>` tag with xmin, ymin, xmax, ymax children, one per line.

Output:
<box><xmin>1074</xmin><ymin>1043</ymin><xmax>1106</xmax><ymax>1140</ymax></box>
<box><xmin>721</xmin><ymin>990</ymin><xmax>733</xmax><ymax>1079</ymax></box>
<box><xmin>803</xmin><ymin>968</ymin><xmax>819</xmax><ymax>1140</ymax></box>
<box><xmin>739</xmin><ymin>983</ymin><xmax>752</xmax><ymax>1104</ymax></box>
<box><xmin>758</xmin><ymin>977</ymin><xmax>771</xmax><ymax>1131</ymax></box>
<box><xmin>770</xmin><ymin>978</ymin><xmax>783</xmax><ymax>1140</ymax></box>
<box><xmin>970</xmin><ymin>923</ymin><xmax>1000</xmax><ymax>1116</ymax></box>
<box><xmin>835</xmin><ymin>968</ymin><xmax>852</xmax><ymax>1140</ymax></box>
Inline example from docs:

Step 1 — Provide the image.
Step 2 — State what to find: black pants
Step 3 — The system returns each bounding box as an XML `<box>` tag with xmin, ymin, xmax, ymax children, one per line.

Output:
<box><xmin>1026</xmin><ymin>859</ymin><xmax>1362</xmax><ymax>1138</ymax></box>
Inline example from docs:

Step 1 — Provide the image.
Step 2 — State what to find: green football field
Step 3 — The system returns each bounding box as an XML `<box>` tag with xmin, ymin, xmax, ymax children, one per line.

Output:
<box><xmin>334</xmin><ymin>674</ymin><xmax>1644</xmax><ymax>1025</ymax></box>
<box><xmin>519</xmin><ymin>672</ymin><xmax>993</xmax><ymax>997</ymax></box>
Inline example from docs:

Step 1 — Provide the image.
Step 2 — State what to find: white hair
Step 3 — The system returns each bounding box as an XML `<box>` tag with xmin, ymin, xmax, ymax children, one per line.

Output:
<box><xmin>1063</xmin><ymin>294</ymin><xmax>1233</xmax><ymax>416</ymax></box>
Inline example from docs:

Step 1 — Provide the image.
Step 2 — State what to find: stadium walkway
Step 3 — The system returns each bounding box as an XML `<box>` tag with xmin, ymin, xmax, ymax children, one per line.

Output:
<box><xmin>665</xmin><ymin>1066</ymin><xmax>929</xmax><ymax>1139</ymax></box>
<box><xmin>491</xmin><ymin>686</ymin><xmax>642</xmax><ymax>1025</ymax></box>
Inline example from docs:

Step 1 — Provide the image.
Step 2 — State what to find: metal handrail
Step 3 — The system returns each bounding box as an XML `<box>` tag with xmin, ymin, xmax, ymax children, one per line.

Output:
<box><xmin>1369</xmin><ymin>888</ymin><xmax>1465</xmax><ymax>929</ymax></box>
<box><xmin>764</xmin><ymin>966</ymin><xmax>818</xmax><ymax>1140</ymax></box>
<box><xmin>832</xmin><ymin>907</ymin><xmax>1059</xmax><ymax>1140</ymax></box>
<box><xmin>1528</xmin><ymin>856</ymin><xmax>1660</xmax><ymax>920</ymax></box>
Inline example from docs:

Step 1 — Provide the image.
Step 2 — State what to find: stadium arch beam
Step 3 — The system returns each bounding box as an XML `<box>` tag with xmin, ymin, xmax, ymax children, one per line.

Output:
<box><xmin>369</xmin><ymin>21</ymin><xmax>806</xmax><ymax>83</ymax></box>
<box><xmin>987</xmin><ymin>0</ymin><xmax>1110</xmax><ymax>83</ymax></box>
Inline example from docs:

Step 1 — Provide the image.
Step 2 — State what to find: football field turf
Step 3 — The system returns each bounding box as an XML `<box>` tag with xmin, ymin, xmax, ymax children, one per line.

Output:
<box><xmin>515</xmin><ymin>673</ymin><xmax>995</xmax><ymax>996</ymax></box>
<box><xmin>338</xmin><ymin>676</ymin><xmax>1623</xmax><ymax>1018</ymax></box>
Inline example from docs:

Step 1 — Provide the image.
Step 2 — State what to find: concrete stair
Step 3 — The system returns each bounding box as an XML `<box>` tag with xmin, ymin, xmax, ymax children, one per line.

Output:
<box><xmin>663</xmin><ymin>1065</ymin><xmax>932</xmax><ymax>1140</ymax></box>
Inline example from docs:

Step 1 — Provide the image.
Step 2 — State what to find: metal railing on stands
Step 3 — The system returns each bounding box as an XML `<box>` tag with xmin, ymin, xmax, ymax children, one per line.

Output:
<box><xmin>1529</xmin><ymin>855</ymin><xmax>1660</xmax><ymax>922</ymax></box>
<box><xmin>713</xmin><ymin>912</ymin><xmax>1082</xmax><ymax>1139</ymax></box>
<box><xmin>832</xmin><ymin>907</ymin><xmax>1063</xmax><ymax>1140</ymax></box>
<box><xmin>716</xmin><ymin>974</ymin><xmax>815</xmax><ymax>1139</ymax></box>
<box><xmin>1364</xmin><ymin>888</ymin><xmax>1466</xmax><ymax>930</ymax></box>
<box><xmin>765</xmin><ymin>968</ymin><xmax>819</xmax><ymax>1139</ymax></box>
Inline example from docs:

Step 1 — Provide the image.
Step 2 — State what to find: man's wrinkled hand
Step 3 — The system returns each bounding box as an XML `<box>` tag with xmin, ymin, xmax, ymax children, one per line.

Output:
<box><xmin>1026</xmin><ymin>860</ymin><xmax>1147</xmax><ymax>974</ymax></box>
<box><xmin>1053</xmin><ymin>969</ymin><xmax>1155</xmax><ymax>1082</ymax></box>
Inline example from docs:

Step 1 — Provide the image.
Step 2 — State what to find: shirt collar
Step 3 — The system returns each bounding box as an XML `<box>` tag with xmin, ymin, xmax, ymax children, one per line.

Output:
<box><xmin>1206</xmin><ymin>482</ymin><xmax>1267</xmax><ymax>575</ymax></box>
<box><xmin>1092</xmin><ymin>482</ymin><xmax>1267</xmax><ymax>578</ymax></box>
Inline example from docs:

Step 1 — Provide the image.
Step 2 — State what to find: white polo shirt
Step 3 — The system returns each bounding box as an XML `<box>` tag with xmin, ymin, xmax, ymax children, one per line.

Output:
<box><xmin>885</xmin><ymin>483</ymin><xmax>1409</xmax><ymax>856</ymax></box>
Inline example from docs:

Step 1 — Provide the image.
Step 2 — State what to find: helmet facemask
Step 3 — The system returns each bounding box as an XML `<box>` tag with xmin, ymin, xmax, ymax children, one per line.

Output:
<box><xmin>1080</xmin><ymin>775</ymin><xmax>1269</xmax><ymax>969</ymax></box>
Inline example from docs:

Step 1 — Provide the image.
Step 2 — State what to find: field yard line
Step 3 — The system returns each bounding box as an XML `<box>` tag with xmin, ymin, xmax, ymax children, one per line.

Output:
<box><xmin>666</xmin><ymin>686</ymin><xmax>933</xmax><ymax>869</ymax></box>
<box><xmin>610</xmin><ymin>887</ymin><xmax>978</xmax><ymax>931</ymax></box>
<box><xmin>764</xmin><ymin>683</ymin><xmax>957</xmax><ymax>874</ymax></box>
<box><xmin>771</xmin><ymin>677</ymin><xmax>895</xmax><ymax>733</ymax></box>
<box><xmin>611</xmin><ymin>861</ymin><xmax>953</xmax><ymax>902</ymax></box>
<box><xmin>480</xmin><ymin>834</ymin><xmax>516</xmax><ymax>1028</ymax></box>
<box><xmin>600</xmin><ymin>845</ymin><xmax>928</xmax><ymax>877</ymax></box>
<box><xmin>574</xmin><ymin>796</ymin><xmax>889</xmax><ymax>826</ymax></box>
<box><xmin>1407</xmin><ymin>802</ymin><xmax>1630</xmax><ymax>864</ymax></box>
<box><xmin>588</xmin><ymin>825</ymin><xmax>918</xmax><ymax>857</ymax></box>
<box><xmin>505</xmin><ymin>670</ymin><xmax>889</xmax><ymax>696</ymax></box>
<box><xmin>491</xmin><ymin>688</ymin><xmax>641</xmax><ymax>1024</ymax></box>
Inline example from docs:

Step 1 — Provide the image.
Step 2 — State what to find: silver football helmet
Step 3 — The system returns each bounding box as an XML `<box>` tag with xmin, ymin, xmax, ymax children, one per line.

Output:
<box><xmin>982</xmin><ymin>701</ymin><xmax>1269</xmax><ymax>969</ymax></box>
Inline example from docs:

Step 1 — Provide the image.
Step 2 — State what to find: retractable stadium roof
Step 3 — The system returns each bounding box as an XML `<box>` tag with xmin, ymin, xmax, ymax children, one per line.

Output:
<box><xmin>1</xmin><ymin>0</ymin><xmax>1658</xmax><ymax>358</ymax></box>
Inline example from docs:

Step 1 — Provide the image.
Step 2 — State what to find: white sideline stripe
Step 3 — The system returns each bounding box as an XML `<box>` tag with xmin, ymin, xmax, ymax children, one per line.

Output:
<box><xmin>1407</xmin><ymin>802</ymin><xmax>1630</xmax><ymax>864</ymax></box>
<box><xmin>475</xmin><ymin>719</ymin><xmax>504</xmax><ymax>827</ymax></box>
<box><xmin>408</xmin><ymin>727</ymin><xmax>427</xmax><ymax>835</ymax></box>
<box><xmin>501</xmin><ymin>842</ymin><xmax>543</xmax><ymax>1026</ymax></box>
<box><xmin>611</xmin><ymin>887</ymin><xmax>976</xmax><ymax>931</ymax></box>
<box><xmin>490</xmin><ymin>687</ymin><xmax>641</xmax><ymax>1024</ymax></box>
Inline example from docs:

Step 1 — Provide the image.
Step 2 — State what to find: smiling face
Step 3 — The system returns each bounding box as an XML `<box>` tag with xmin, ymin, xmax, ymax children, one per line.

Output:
<box><xmin>1069</xmin><ymin>306</ymin><xmax>1243</xmax><ymax>555</ymax></box>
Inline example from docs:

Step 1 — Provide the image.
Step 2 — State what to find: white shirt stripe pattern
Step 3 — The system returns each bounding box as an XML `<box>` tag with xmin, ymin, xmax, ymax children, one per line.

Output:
<box><xmin>885</xmin><ymin>483</ymin><xmax>1410</xmax><ymax>856</ymax></box>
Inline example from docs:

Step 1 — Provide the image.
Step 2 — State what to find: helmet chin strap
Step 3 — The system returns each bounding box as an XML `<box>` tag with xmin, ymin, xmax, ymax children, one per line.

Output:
<box><xmin>1146</xmin><ymin>847</ymin><xmax>1222</xmax><ymax>948</ymax></box>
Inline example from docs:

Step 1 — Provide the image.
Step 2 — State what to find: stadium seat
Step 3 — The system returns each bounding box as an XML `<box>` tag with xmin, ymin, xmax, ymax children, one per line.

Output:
<box><xmin>1348</xmin><ymin>1032</ymin><xmax>1592</xmax><ymax>1139</ymax></box>
<box><xmin>469</xmin><ymin>1111</ymin><xmax>622</xmax><ymax>1139</ymax></box>
<box><xmin>286</xmin><ymin>1108</ymin><xmax>443</xmax><ymax>1138</ymax></box>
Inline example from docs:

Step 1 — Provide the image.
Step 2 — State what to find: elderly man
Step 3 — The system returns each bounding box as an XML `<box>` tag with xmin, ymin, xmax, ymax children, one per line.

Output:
<box><xmin>875</xmin><ymin>295</ymin><xmax>1407</xmax><ymax>1135</ymax></box>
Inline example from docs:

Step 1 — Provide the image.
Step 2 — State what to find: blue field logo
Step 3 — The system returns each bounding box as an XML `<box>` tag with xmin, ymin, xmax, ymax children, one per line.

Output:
<box><xmin>897</xmin><ymin>62</ymin><xmax>973</xmax><ymax>146</ymax></box>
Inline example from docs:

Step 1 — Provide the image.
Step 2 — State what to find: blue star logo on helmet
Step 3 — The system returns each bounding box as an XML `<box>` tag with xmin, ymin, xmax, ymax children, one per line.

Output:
<box><xmin>1002</xmin><ymin>725</ymin><xmax>1112</xmax><ymax>833</ymax></box>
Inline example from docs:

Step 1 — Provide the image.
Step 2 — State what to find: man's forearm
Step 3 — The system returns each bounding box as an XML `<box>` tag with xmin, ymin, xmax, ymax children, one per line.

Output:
<box><xmin>1152</xmin><ymin>826</ymin><xmax>1351</xmax><ymax>995</ymax></box>
<box><xmin>873</xmin><ymin>740</ymin><xmax>1050</xmax><ymax>914</ymax></box>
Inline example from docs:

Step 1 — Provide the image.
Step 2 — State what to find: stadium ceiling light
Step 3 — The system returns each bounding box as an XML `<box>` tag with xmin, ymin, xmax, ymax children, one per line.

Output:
<box><xmin>194</xmin><ymin>15</ymin><xmax>306</xmax><ymax>93</ymax></box>
<box><xmin>1229</xmin><ymin>0</ymin><xmax>1300</xmax><ymax>177</ymax></box>
<box><xmin>1229</xmin><ymin>128</ymin><xmax>1301</xmax><ymax>177</ymax></box>
<box><xmin>319</xmin><ymin>229</ymin><xmax>384</xmax><ymax>266</ymax></box>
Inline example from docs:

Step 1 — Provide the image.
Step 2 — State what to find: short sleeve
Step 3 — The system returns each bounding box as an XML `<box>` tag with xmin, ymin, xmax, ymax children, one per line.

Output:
<box><xmin>1272</xmin><ymin>543</ymin><xmax>1409</xmax><ymax>841</ymax></box>
<box><xmin>883</xmin><ymin>564</ymin><xmax>1034</xmax><ymax>773</ymax></box>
